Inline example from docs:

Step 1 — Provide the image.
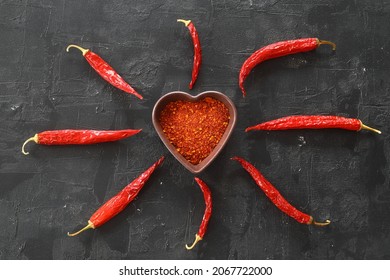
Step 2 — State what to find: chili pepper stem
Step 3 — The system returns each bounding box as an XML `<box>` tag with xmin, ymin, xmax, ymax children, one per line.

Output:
<box><xmin>22</xmin><ymin>134</ymin><xmax>39</xmax><ymax>155</ymax></box>
<box><xmin>66</xmin><ymin>44</ymin><xmax>89</xmax><ymax>56</ymax></box>
<box><xmin>67</xmin><ymin>221</ymin><xmax>95</xmax><ymax>237</ymax></box>
<box><xmin>317</xmin><ymin>39</ymin><xmax>337</xmax><ymax>51</ymax></box>
<box><xmin>177</xmin><ymin>19</ymin><xmax>191</xmax><ymax>26</ymax></box>
<box><xmin>309</xmin><ymin>217</ymin><xmax>331</xmax><ymax>226</ymax></box>
<box><xmin>360</xmin><ymin>123</ymin><xmax>382</xmax><ymax>134</ymax></box>
<box><xmin>185</xmin><ymin>234</ymin><xmax>202</xmax><ymax>250</ymax></box>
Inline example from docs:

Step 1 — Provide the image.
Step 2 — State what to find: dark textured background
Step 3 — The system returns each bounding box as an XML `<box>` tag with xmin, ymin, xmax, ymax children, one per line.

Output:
<box><xmin>0</xmin><ymin>0</ymin><xmax>389</xmax><ymax>260</ymax></box>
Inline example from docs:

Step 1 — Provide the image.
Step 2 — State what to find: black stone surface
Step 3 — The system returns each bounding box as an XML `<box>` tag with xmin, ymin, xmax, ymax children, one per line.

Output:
<box><xmin>0</xmin><ymin>0</ymin><xmax>389</xmax><ymax>260</ymax></box>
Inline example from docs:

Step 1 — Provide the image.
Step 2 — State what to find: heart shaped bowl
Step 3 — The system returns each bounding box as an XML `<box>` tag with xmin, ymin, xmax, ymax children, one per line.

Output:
<box><xmin>152</xmin><ymin>91</ymin><xmax>237</xmax><ymax>174</ymax></box>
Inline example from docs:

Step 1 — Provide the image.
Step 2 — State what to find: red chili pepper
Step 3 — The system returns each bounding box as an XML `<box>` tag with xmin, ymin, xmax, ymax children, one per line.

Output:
<box><xmin>232</xmin><ymin>156</ymin><xmax>330</xmax><ymax>226</ymax></box>
<box><xmin>239</xmin><ymin>38</ymin><xmax>336</xmax><ymax>97</ymax></box>
<box><xmin>22</xmin><ymin>129</ymin><xmax>142</xmax><ymax>155</ymax></box>
<box><xmin>186</xmin><ymin>177</ymin><xmax>212</xmax><ymax>250</ymax></box>
<box><xmin>66</xmin><ymin>45</ymin><xmax>143</xmax><ymax>100</ymax></box>
<box><xmin>177</xmin><ymin>19</ymin><xmax>202</xmax><ymax>89</ymax></box>
<box><xmin>245</xmin><ymin>115</ymin><xmax>381</xmax><ymax>134</ymax></box>
<box><xmin>67</xmin><ymin>156</ymin><xmax>164</xmax><ymax>236</ymax></box>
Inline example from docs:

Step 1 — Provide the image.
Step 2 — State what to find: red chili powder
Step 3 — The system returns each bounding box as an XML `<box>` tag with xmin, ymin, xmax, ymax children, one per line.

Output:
<box><xmin>159</xmin><ymin>97</ymin><xmax>230</xmax><ymax>165</ymax></box>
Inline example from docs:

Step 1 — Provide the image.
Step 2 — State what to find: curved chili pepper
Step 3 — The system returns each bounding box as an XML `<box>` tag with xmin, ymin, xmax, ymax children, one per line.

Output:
<box><xmin>177</xmin><ymin>19</ymin><xmax>202</xmax><ymax>89</ymax></box>
<box><xmin>245</xmin><ymin>115</ymin><xmax>381</xmax><ymax>134</ymax></box>
<box><xmin>22</xmin><ymin>129</ymin><xmax>142</xmax><ymax>155</ymax></box>
<box><xmin>232</xmin><ymin>156</ymin><xmax>330</xmax><ymax>226</ymax></box>
<box><xmin>186</xmin><ymin>177</ymin><xmax>212</xmax><ymax>250</ymax></box>
<box><xmin>66</xmin><ymin>44</ymin><xmax>143</xmax><ymax>100</ymax></box>
<box><xmin>239</xmin><ymin>38</ymin><xmax>336</xmax><ymax>97</ymax></box>
<box><xmin>68</xmin><ymin>156</ymin><xmax>164</xmax><ymax>236</ymax></box>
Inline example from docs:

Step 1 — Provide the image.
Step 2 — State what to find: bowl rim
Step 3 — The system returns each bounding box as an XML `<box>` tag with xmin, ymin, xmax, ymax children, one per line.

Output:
<box><xmin>152</xmin><ymin>90</ymin><xmax>237</xmax><ymax>174</ymax></box>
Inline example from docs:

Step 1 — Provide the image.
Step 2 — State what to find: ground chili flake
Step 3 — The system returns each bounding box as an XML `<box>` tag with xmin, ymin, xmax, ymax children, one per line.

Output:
<box><xmin>159</xmin><ymin>97</ymin><xmax>230</xmax><ymax>165</ymax></box>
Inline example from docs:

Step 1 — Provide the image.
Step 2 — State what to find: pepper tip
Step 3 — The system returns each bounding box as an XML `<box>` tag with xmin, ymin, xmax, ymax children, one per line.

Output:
<box><xmin>156</xmin><ymin>155</ymin><xmax>165</xmax><ymax>166</ymax></box>
<box><xmin>129</xmin><ymin>91</ymin><xmax>143</xmax><ymax>100</ymax></box>
<box><xmin>240</xmin><ymin>86</ymin><xmax>247</xmax><ymax>98</ymax></box>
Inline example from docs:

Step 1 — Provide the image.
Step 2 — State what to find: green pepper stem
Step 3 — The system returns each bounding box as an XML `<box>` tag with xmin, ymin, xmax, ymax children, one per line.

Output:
<box><xmin>318</xmin><ymin>39</ymin><xmax>336</xmax><ymax>51</ymax></box>
<box><xmin>67</xmin><ymin>221</ymin><xmax>94</xmax><ymax>236</ymax></box>
<box><xmin>66</xmin><ymin>44</ymin><xmax>89</xmax><ymax>56</ymax></box>
<box><xmin>185</xmin><ymin>234</ymin><xmax>202</xmax><ymax>250</ymax></box>
<box><xmin>22</xmin><ymin>134</ymin><xmax>38</xmax><ymax>155</ymax></box>
<box><xmin>177</xmin><ymin>19</ymin><xmax>191</xmax><ymax>27</ymax></box>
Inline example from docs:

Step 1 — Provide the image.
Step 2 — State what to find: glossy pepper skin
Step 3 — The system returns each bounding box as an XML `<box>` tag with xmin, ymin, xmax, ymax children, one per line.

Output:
<box><xmin>68</xmin><ymin>156</ymin><xmax>165</xmax><ymax>236</ymax></box>
<box><xmin>245</xmin><ymin>115</ymin><xmax>381</xmax><ymax>134</ymax></box>
<box><xmin>186</xmin><ymin>177</ymin><xmax>212</xmax><ymax>250</ymax></box>
<box><xmin>66</xmin><ymin>45</ymin><xmax>143</xmax><ymax>100</ymax></box>
<box><xmin>22</xmin><ymin>129</ymin><xmax>142</xmax><ymax>155</ymax></box>
<box><xmin>177</xmin><ymin>19</ymin><xmax>202</xmax><ymax>89</ymax></box>
<box><xmin>239</xmin><ymin>38</ymin><xmax>336</xmax><ymax>97</ymax></box>
<box><xmin>232</xmin><ymin>156</ymin><xmax>330</xmax><ymax>226</ymax></box>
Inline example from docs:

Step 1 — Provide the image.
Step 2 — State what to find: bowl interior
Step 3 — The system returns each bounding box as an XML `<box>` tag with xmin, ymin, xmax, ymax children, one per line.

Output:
<box><xmin>152</xmin><ymin>91</ymin><xmax>237</xmax><ymax>174</ymax></box>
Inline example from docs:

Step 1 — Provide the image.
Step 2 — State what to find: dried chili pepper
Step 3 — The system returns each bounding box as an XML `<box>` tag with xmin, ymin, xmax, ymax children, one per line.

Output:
<box><xmin>186</xmin><ymin>177</ymin><xmax>212</xmax><ymax>250</ymax></box>
<box><xmin>239</xmin><ymin>38</ymin><xmax>336</xmax><ymax>96</ymax></box>
<box><xmin>22</xmin><ymin>129</ymin><xmax>142</xmax><ymax>155</ymax></box>
<box><xmin>66</xmin><ymin>44</ymin><xmax>143</xmax><ymax>99</ymax></box>
<box><xmin>177</xmin><ymin>19</ymin><xmax>202</xmax><ymax>89</ymax></box>
<box><xmin>245</xmin><ymin>115</ymin><xmax>381</xmax><ymax>134</ymax></box>
<box><xmin>232</xmin><ymin>156</ymin><xmax>330</xmax><ymax>226</ymax></box>
<box><xmin>68</xmin><ymin>156</ymin><xmax>164</xmax><ymax>236</ymax></box>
